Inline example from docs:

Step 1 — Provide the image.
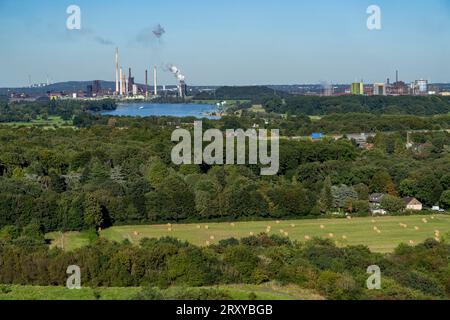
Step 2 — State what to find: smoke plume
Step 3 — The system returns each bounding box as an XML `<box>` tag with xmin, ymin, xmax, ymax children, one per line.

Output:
<box><xmin>167</xmin><ymin>64</ymin><xmax>185</xmax><ymax>81</ymax></box>
<box><xmin>153</xmin><ymin>24</ymin><xmax>166</xmax><ymax>38</ymax></box>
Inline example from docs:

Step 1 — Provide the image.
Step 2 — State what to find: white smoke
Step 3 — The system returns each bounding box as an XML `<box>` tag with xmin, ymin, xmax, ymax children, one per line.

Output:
<box><xmin>168</xmin><ymin>64</ymin><xmax>185</xmax><ymax>81</ymax></box>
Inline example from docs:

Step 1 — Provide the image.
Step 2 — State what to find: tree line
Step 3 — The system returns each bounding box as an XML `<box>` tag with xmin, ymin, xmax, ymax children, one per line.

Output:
<box><xmin>262</xmin><ymin>95</ymin><xmax>450</xmax><ymax>116</ymax></box>
<box><xmin>0</xmin><ymin>234</ymin><xmax>449</xmax><ymax>300</ymax></box>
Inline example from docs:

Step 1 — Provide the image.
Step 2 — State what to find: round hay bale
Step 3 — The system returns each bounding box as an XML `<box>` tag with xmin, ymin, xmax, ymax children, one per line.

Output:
<box><xmin>205</xmin><ymin>241</ymin><xmax>210</xmax><ymax>246</ymax></box>
<box><xmin>371</xmin><ymin>219</ymin><xmax>376</xmax><ymax>223</ymax></box>
<box><xmin>167</xmin><ymin>228</ymin><xmax>172</xmax><ymax>232</ymax></box>
<box><xmin>284</xmin><ymin>232</ymin><xmax>289</xmax><ymax>237</ymax></box>
<box><xmin>197</xmin><ymin>225</ymin><xmax>201</xmax><ymax>229</ymax></box>
<box><xmin>280</xmin><ymin>229</ymin><xmax>284</xmax><ymax>233</ymax></box>
<box><xmin>422</xmin><ymin>218</ymin><xmax>428</xmax><ymax>224</ymax></box>
<box><xmin>376</xmin><ymin>230</ymin><xmax>381</xmax><ymax>234</ymax></box>
<box><xmin>409</xmin><ymin>240</ymin><xmax>415</xmax><ymax>245</ymax></box>
<box><xmin>210</xmin><ymin>235</ymin><xmax>215</xmax><ymax>240</ymax></box>
<box><xmin>414</xmin><ymin>226</ymin><xmax>420</xmax><ymax>231</ymax></box>
<box><xmin>347</xmin><ymin>216</ymin><xmax>352</xmax><ymax>220</ymax></box>
<box><xmin>290</xmin><ymin>224</ymin><xmax>296</xmax><ymax>228</ymax></box>
<box><xmin>204</xmin><ymin>225</ymin><xmax>209</xmax><ymax>230</ymax></box>
<box><xmin>435</xmin><ymin>237</ymin><xmax>441</xmax><ymax>242</ymax></box>
<box><xmin>230</xmin><ymin>223</ymin><xmax>235</xmax><ymax>227</ymax></box>
<box><xmin>133</xmin><ymin>231</ymin><xmax>139</xmax><ymax>236</ymax></box>
<box><xmin>276</xmin><ymin>220</ymin><xmax>281</xmax><ymax>224</ymax></box>
<box><xmin>320</xmin><ymin>225</ymin><xmax>325</xmax><ymax>230</ymax></box>
<box><xmin>249</xmin><ymin>232</ymin><xmax>254</xmax><ymax>236</ymax></box>
<box><xmin>342</xmin><ymin>235</ymin><xmax>348</xmax><ymax>240</ymax></box>
<box><xmin>304</xmin><ymin>235</ymin><xmax>311</xmax><ymax>241</ymax></box>
<box><xmin>328</xmin><ymin>233</ymin><xmax>334</xmax><ymax>238</ymax></box>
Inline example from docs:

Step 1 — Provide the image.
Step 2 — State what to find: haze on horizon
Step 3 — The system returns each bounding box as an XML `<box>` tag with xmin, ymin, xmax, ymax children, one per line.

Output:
<box><xmin>0</xmin><ymin>0</ymin><xmax>450</xmax><ymax>88</ymax></box>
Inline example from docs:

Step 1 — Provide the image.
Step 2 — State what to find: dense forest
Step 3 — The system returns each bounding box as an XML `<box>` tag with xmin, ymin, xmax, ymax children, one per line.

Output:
<box><xmin>0</xmin><ymin>234</ymin><xmax>449</xmax><ymax>300</ymax></box>
<box><xmin>0</xmin><ymin>115</ymin><xmax>449</xmax><ymax>235</ymax></box>
<box><xmin>0</xmin><ymin>99</ymin><xmax>116</xmax><ymax>123</ymax></box>
<box><xmin>262</xmin><ymin>95</ymin><xmax>450</xmax><ymax>116</ymax></box>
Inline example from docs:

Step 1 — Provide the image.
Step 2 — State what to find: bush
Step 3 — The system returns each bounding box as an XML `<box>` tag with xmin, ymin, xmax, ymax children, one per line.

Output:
<box><xmin>0</xmin><ymin>285</ymin><xmax>12</xmax><ymax>294</ymax></box>
<box><xmin>132</xmin><ymin>287</ymin><xmax>164</xmax><ymax>300</ymax></box>
<box><xmin>165</xmin><ymin>288</ymin><xmax>231</xmax><ymax>300</ymax></box>
<box><xmin>316</xmin><ymin>271</ymin><xmax>361</xmax><ymax>300</ymax></box>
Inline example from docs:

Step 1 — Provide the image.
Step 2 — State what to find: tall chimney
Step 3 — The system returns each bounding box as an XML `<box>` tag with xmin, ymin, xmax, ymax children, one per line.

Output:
<box><xmin>115</xmin><ymin>48</ymin><xmax>119</xmax><ymax>94</ymax></box>
<box><xmin>153</xmin><ymin>66</ymin><xmax>158</xmax><ymax>96</ymax></box>
<box><xmin>128</xmin><ymin>68</ymin><xmax>132</xmax><ymax>93</ymax></box>
<box><xmin>119</xmin><ymin>67</ymin><xmax>123</xmax><ymax>96</ymax></box>
<box><xmin>145</xmin><ymin>70</ymin><xmax>148</xmax><ymax>98</ymax></box>
<box><xmin>396</xmin><ymin>70</ymin><xmax>399</xmax><ymax>83</ymax></box>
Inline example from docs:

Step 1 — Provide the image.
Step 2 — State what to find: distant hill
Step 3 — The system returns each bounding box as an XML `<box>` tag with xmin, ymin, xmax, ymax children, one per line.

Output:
<box><xmin>0</xmin><ymin>81</ymin><xmax>116</xmax><ymax>95</ymax></box>
<box><xmin>194</xmin><ymin>85</ymin><xmax>290</xmax><ymax>101</ymax></box>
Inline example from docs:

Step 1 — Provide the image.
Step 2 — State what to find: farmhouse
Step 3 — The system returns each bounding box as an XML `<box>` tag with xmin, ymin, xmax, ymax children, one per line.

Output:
<box><xmin>369</xmin><ymin>193</ymin><xmax>387</xmax><ymax>215</ymax></box>
<box><xmin>369</xmin><ymin>193</ymin><xmax>385</xmax><ymax>204</ymax></box>
<box><xmin>403</xmin><ymin>197</ymin><xmax>423</xmax><ymax>211</ymax></box>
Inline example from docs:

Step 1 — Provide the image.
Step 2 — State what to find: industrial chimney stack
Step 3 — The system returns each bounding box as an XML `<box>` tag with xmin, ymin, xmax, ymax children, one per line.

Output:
<box><xmin>115</xmin><ymin>48</ymin><xmax>119</xmax><ymax>95</ymax></box>
<box><xmin>153</xmin><ymin>66</ymin><xmax>158</xmax><ymax>96</ymax></box>
<box><xmin>119</xmin><ymin>67</ymin><xmax>123</xmax><ymax>96</ymax></box>
<box><xmin>145</xmin><ymin>70</ymin><xmax>148</xmax><ymax>98</ymax></box>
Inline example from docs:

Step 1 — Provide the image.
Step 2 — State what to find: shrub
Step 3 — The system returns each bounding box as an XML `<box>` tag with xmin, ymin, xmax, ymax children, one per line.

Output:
<box><xmin>132</xmin><ymin>287</ymin><xmax>164</xmax><ymax>300</ymax></box>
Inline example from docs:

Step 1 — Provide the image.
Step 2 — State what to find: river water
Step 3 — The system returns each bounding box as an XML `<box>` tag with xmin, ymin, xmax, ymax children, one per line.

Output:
<box><xmin>101</xmin><ymin>103</ymin><xmax>221</xmax><ymax>119</ymax></box>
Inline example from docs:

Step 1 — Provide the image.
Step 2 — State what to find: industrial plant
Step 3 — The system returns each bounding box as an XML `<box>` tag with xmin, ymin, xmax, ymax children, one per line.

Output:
<box><xmin>110</xmin><ymin>47</ymin><xmax>188</xmax><ymax>100</ymax></box>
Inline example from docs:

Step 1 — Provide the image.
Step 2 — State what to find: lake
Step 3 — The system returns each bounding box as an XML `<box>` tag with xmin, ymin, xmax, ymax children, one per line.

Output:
<box><xmin>101</xmin><ymin>103</ymin><xmax>221</xmax><ymax>119</ymax></box>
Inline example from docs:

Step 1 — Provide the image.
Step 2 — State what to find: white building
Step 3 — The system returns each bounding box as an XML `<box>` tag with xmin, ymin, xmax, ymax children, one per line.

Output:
<box><xmin>373</xmin><ymin>83</ymin><xmax>387</xmax><ymax>96</ymax></box>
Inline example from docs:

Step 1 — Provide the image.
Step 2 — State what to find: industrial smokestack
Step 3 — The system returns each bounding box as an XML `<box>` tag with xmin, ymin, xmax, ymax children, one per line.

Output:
<box><xmin>115</xmin><ymin>48</ymin><xmax>119</xmax><ymax>94</ymax></box>
<box><xmin>128</xmin><ymin>68</ymin><xmax>132</xmax><ymax>94</ymax></box>
<box><xmin>154</xmin><ymin>66</ymin><xmax>158</xmax><ymax>96</ymax></box>
<box><xmin>145</xmin><ymin>70</ymin><xmax>148</xmax><ymax>98</ymax></box>
<box><xmin>122</xmin><ymin>72</ymin><xmax>126</xmax><ymax>95</ymax></box>
<box><xmin>119</xmin><ymin>67</ymin><xmax>123</xmax><ymax>96</ymax></box>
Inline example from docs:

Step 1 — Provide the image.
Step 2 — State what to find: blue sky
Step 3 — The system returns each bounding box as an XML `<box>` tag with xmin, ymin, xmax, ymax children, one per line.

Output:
<box><xmin>0</xmin><ymin>0</ymin><xmax>449</xmax><ymax>87</ymax></box>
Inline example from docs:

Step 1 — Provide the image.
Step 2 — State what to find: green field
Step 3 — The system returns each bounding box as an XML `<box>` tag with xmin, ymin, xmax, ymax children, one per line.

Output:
<box><xmin>49</xmin><ymin>215</ymin><xmax>450</xmax><ymax>253</ymax></box>
<box><xmin>0</xmin><ymin>116</ymin><xmax>73</xmax><ymax>129</ymax></box>
<box><xmin>250</xmin><ymin>104</ymin><xmax>266</xmax><ymax>113</ymax></box>
<box><xmin>47</xmin><ymin>231</ymin><xmax>92</xmax><ymax>251</ymax></box>
<box><xmin>0</xmin><ymin>283</ymin><xmax>322</xmax><ymax>300</ymax></box>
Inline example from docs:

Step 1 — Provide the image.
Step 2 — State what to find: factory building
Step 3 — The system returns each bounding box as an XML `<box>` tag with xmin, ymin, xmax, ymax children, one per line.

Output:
<box><xmin>92</xmin><ymin>80</ymin><xmax>101</xmax><ymax>95</ymax></box>
<box><xmin>411</xmin><ymin>79</ymin><xmax>428</xmax><ymax>95</ymax></box>
<box><xmin>86</xmin><ymin>85</ymin><xmax>93</xmax><ymax>97</ymax></box>
<box><xmin>373</xmin><ymin>83</ymin><xmax>386</xmax><ymax>96</ymax></box>
<box><xmin>351</xmin><ymin>82</ymin><xmax>364</xmax><ymax>95</ymax></box>
<box><xmin>178</xmin><ymin>80</ymin><xmax>187</xmax><ymax>98</ymax></box>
